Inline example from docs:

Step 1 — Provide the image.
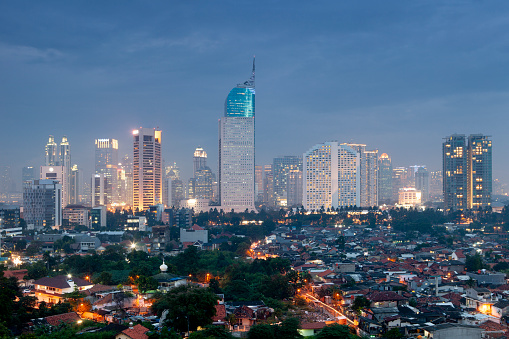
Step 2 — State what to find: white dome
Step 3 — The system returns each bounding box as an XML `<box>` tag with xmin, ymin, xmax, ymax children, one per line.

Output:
<box><xmin>160</xmin><ymin>261</ymin><xmax>168</xmax><ymax>272</ymax></box>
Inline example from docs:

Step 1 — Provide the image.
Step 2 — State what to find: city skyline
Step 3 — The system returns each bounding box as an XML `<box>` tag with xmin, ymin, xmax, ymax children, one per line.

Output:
<box><xmin>1</xmin><ymin>2</ymin><xmax>509</xmax><ymax>187</ymax></box>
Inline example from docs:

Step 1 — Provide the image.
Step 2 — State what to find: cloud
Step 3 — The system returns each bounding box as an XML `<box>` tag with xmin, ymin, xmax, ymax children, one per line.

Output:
<box><xmin>0</xmin><ymin>43</ymin><xmax>64</xmax><ymax>62</ymax></box>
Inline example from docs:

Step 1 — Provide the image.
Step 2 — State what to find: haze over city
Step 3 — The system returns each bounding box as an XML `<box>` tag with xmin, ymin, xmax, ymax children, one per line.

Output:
<box><xmin>1</xmin><ymin>1</ymin><xmax>509</xmax><ymax>186</ymax></box>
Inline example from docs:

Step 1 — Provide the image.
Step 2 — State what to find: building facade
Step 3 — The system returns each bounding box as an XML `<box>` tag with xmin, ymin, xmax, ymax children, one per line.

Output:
<box><xmin>443</xmin><ymin>134</ymin><xmax>492</xmax><ymax>210</ymax></box>
<box><xmin>272</xmin><ymin>156</ymin><xmax>303</xmax><ymax>207</ymax></box>
<box><xmin>133</xmin><ymin>128</ymin><xmax>162</xmax><ymax>211</ymax></box>
<box><xmin>218</xmin><ymin>60</ymin><xmax>256</xmax><ymax>212</ymax></box>
<box><xmin>95</xmin><ymin>138</ymin><xmax>119</xmax><ymax>204</ymax></box>
<box><xmin>303</xmin><ymin>142</ymin><xmax>360</xmax><ymax>211</ymax></box>
<box><xmin>378</xmin><ymin>153</ymin><xmax>392</xmax><ymax>204</ymax></box>
<box><xmin>23</xmin><ymin>179</ymin><xmax>62</xmax><ymax>229</ymax></box>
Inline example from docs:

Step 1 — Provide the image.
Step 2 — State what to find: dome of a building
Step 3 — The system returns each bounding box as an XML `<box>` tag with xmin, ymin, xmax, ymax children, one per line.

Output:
<box><xmin>160</xmin><ymin>260</ymin><xmax>168</xmax><ymax>272</ymax></box>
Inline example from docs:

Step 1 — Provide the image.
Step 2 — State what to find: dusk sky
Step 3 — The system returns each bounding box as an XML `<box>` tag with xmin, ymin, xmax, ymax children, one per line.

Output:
<box><xmin>1</xmin><ymin>1</ymin><xmax>509</xmax><ymax>188</ymax></box>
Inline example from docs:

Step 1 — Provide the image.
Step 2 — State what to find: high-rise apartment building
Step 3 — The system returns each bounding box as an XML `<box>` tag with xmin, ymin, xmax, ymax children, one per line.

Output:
<box><xmin>378</xmin><ymin>153</ymin><xmax>392</xmax><ymax>204</ymax></box>
<box><xmin>273</xmin><ymin>156</ymin><xmax>303</xmax><ymax>207</ymax></box>
<box><xmin>467</xmin><ymin>134</ymin><xmax>492</xmax><ymax>209</ymax></box>
<box><xmin>443</xmin><ymin>134</ymin><xmax>492</xmax><ymax>210</ymax></box>
<box><xmin>303</xmin><ymin>142</ymin><xmax>360</xmax><ymax>210</ymax></box>
<box><xmin>263</xmin><ymin>165</ymin><xmax>273</xmax><ymax>206</ymax></box>
<box><xmin>345</xmin><ymin>144</ymin><xmax>378</xmax><ymax>207</ymax></box>
<box><xmin>92</xmin><ymin>173</ymin><xmax>108</xmax><ymax>207</ymax></box>
<box><xmin>23</xmin><ymin>179</ymin><xmax>62</xmax><ymax>230</ymax></box>
<box><xmin>120</xmin><ymin>154</ymin><xmax>133</xmax><ymax>206</ymax></box>
<box><xmin>45</xmin><ymin>135</ymin><xmax>58</xmax><ymax>166</ymax></box>
<box><xmin>133</xmin><ymin>128</ymin><xmax>162</xmax><ymax>211</ymax></box>
<box><xmin>255</xmin><ymin>165</ymin><xmax>263</xmax><ymax>202</ymax></box>
<box><xmin>392</xmin><ymin>167</ymin><xmax>409</xmax><ymax>202</ymax></box>
<box><xmin>218</xmin><ymin>60</ymin><xmax>256</xmax><ymax>212</ymax></box>
<box><xmin>95</xmin><ymin>139</ymin><xmax>119</xmax><ymax>204</ymax></box>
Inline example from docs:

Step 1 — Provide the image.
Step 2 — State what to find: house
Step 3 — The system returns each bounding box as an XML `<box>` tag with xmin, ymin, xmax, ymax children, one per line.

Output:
<box><xmin>31</xmin><ymin>312</ymin><xmax>81</xmax><ymax>328</ymax></box>
<box><xmin>422</xmin><ymin>323</ymin><xmax>482</xmax><ymax>339</ymax></box>
<box><xmin>115</xmin><ymin>324</ymin><xmax>150</xmax><ymax>339</ymax></box>
<box><xmin>33</xmin><ymin>275</ymin><xmax>94</xmax><ymax>304</ymax></box>
<box><xmin>299</xmin><ymin>322</ymin><xmax>328</xmax><ymax>337</ymax></box>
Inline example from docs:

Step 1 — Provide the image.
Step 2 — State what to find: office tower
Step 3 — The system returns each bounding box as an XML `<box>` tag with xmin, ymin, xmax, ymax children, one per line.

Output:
<box><xmin>303</xmin><ymin>142</ymin><xmax>360</xmax><ymax>211</ymax></box>
<box><xmin>273</xmin><ymin>156</ymin><xmax>303</xmax><ymax>207</ymax></box>
<box><xmin>392</xmin><ymin>167</ymin><xmax>409</xmax><ymax>202</ymax></box>
<box><xmin>429</xmin><ymin>171</ymin><xmax>443</xmax><ymax>202</ymax></box>
<box><xmin>263</xmin><ymin>165</ymin><xmax>273</xmax><ymax>206</ymax></box>
<box><xmin>194</xmin><ymin>167</ymin><xmax>215</xmax><ymax>200</ymax></box>
<box><xmin>193</xmin><ymin>147</ymin><xmax>207</xmax><ymax>177</ymax></box>
<box><xmin>120</xmin><ymin>154</ymin><xmax>133</xmax><ymax>206</ymax></box>
<box><xmin>45</xmin><ymin>135</ymin><xmax>58</xmax><ymax>166</ymax></box>
<box><xmin>40</xmin><ymin>166</ymin><xmax>67</xmax><ymax>208</ymax></box>
<box><xmin>345</xmin><ymin>144</ymin><xmax>378</xmax><ymax>207</ymax></box>
<box><xmin>171</xmin><ymin>179</ymin><xmax>184</xmax><ymax>207</ymax></box>
<box><xmin>95</xmin><ymin>138</ymin><xmax>119</xmax><ymax>204</ymax></box>
<box><xmin>59</xmin><ymin>136</ymin><xmax>72</xmax><ymax>206</ymax></box>
<box><xmin>443</xmin><ymin>134</ymin><xmax>492</xmax><ymax>210</ymax></box>
<box><xmin>415</xmin><ymin>167</ymin><xmax>429</xmax><ymax>203</ymax></box>
<box><xmin>218</xmin><ymin>60</ymin><xmax>256</xmax><ymax>212</ymax></box>
<box><xmin>467</xmin><ymin>134</ymin><xmax>492</xmax><ymax>209</ymax></box>
<box><xmin>92</xmin><ymin>173</ymin><xmax>108</xmax><ymax>207</ymax></box>
<box><xmin>378</xmin><ymin>153</ymin><xmax>393</xmax><ymax>204</ymax></box>
<box><xmin>287</xmin><ymin>169</ymin><xmax>303</xmax><ymax>207</ymax></box>
<box><xmin>255</xmin><ymin>165</ymin><xmax>263</xmax><ymax>202</ymax></box>
<box><xmin>0</xmin><ymin>166</ymin><xmax>13</xmax><ymax>197</ymax></box>
<box><xmin>398</xmin><ymin>188</ymin><xmax>422</xmax><ymax>206</ymax></box>
<box><xmin>23</xmin><ymin>179</ymin><xmax>62</xmax><ymax>230</ymax></box>
<box><xmin>22</xmin><ymin>166</ymin><xmax>37</xmax><ymax>189</ymax></box>
<box><xmin>187</xmin><ymin>178</ymin><xmax>196</xmax><ymax>199</ymax></box>
<box><xmin>69</xmin><ymin>165</ymin><xmax>79</xmax><ymax>204</ymax></box>
<box><xmin>133</xmin><ymin>128</ymin><xmax>162</xmax><ymax>211</ymax></box>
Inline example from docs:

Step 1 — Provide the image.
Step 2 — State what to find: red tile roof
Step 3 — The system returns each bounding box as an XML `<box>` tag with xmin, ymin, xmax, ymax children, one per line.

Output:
<box><xmin>212</xmin><ymin>304</ymin><xmax>226</xmax><ymax>322</ymax></box>
<box><xmin>33</xmin><ymin>275</ymin><xmax>92</xmax><ymax>289</ymax></box>
<box><xmin>121</xmin><ymin>324</ymin><xmax>150</xmax><ymax>339</ymax></box>
<box><xmin>301</xmin><ymin>322</ymin><xmax>327</xmax><ymax>330</ymax></box>
<box><xmin>45</xmin><ymin>312</ymin><xmax>80</xmax><ymax>326</ymax></box>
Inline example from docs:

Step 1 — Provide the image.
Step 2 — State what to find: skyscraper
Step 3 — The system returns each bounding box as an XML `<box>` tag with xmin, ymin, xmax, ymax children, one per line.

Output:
<box><xmin>133</xmin><ymin>128</ymin><xmax>162</xmax><ymax>211</ymax></box>
<box><xmin>218</xmin><ymin>59</ymin><xmax>256</xmax><ymax>212</ymax></box>
<box><xmin>287</xmin><ymin>169</ymin><xmax>303</xmax><ymax>207</ymax></box>
<box><xmin>443</xmin><ymin>134</ymin><xmax>492</xmax><ymax>210</ymax></box>
<box><xmin>95</xmin><ymin>138</ymin><xmax>119</xmax><ymax>204</ymax></box>
<box><xmin>429</xmin><ymin>171</ymin><xmax>443</xmax><ymax>202</ymax></box>
<box><xmin>345</xmin><ymin>144</ymin><xmax>378</xmax><ymax>207</ymax></box>
<box><xmin>40</xmin><ymin>166</ymin><xmax>67</xmax><ymax>208</ymax></box>
<box><xmin>255</xmin><ymin>165</ymin><xmax>263</xmax><ymax>202</ymax></box>
<box><xmin>22</xmin><ymin>166</ymin><xmax>37</xmax><ymax>189</ymax></box>
<box><xmin>467</xmin><ymin>134</ymin><xmax>492</xmax><ymax>209</ymax></box>
<box><xmin>193</xmin><ymin>147</ymin><xmax>207</xmax><ymax>177</ymax></box>
<box><xmin>272</xmin><ymin>156</ymin><xmax>303</xmax><ymax>207</ymax></box>
<box><xmin>378</xmin><ymin>153</ymin><xmax>392</xmax><ymax>204</ymax></box>
<box><xmin>415</xmin><ymin>167</ymin><xmax>429</xmax><ymax>203</ymax></box>
<box><xmin>45</xmin><ymin>135</ymin><xmax>58</xmax><ymax>166</ymax></box>
<box><xmin>59</xmin><ymin>136</ymin><xmax>72</xmax><ymax>206</ymax></box>
<box><xmin>303</xmin><ymin>142</ymin><xmax>360</xmax><ymax>210</ymax></box>
<box><xmin>69</xmin><ymin>164</ymin><xmax>79</xmax><ymax>204</ymax></box>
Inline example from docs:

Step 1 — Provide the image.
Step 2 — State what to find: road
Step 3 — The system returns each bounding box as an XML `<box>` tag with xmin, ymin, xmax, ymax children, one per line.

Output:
<box><xmin>303</xmin><ymin>293</ymin><xmax>356</xmax><ymax>326</ymax></box>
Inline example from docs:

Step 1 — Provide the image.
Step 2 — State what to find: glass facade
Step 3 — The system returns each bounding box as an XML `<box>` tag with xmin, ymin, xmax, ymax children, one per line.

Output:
<box><xmin>224</xmin><ymin>87</ymin><xmax>255</xmax><ymax>117</ymax></box>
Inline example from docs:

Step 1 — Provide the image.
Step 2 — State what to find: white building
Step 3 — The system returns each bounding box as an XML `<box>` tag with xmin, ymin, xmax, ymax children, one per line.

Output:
<box><xmin>23</xmin><ymin>179</ymin><xmax>62</xmax><ymax>230</ymax></box>
<box><xmin>180</xmin><ymin>225</ymin><xmax>208</xmax><ymax>244</ymax></box>
<box><xmin>398</xmin><ymin>187</ymin><xmax>422</xmax><ymax>206</ymax></box>
<box><xmin>180</xmin><ymin>198</ymin><xmax>211</xmax><ymax>213</ymax></box>
<box><xmin>345</xmin><ymin>144</ymin><xmax>378</xmax><ymax>207</ymax></box>
<box><xmin>133</xmin><ymin>128</ymin><xmax>162</xmax><ymax>211</ymax></box>
<box><xmin>303</xmin><ymin>142</ymin><xmax>360</xmax><ymax>210</ymax></box>
<box><xmin>218</xmin><ymin>60</ymin><xmax>256</xmax><ymax>212</ymax></box>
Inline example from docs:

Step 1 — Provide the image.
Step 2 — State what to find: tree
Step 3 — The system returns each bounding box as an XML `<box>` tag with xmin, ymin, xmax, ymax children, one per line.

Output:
<box><xmin>352</xmin><ymin>296</ymin><xmax>370</xmax><ymax>313</ymax></box>
<box><xmin>383</xmin><ymin>328</ymin><xmax>404</xmax><ymax>339</ymax></box>
<box><xmin>315</xmin><ymin>324</ymin><xmax>358</xmax><ymax>339</ymax></box>
<box><xmin>96</xmin><ymin>272</ymin><xmax>113</xmax><ymax>285</ymax></box>
<box><xmin>151</xmin><ymin>285</ymin><xmax>218</xmax><ymax>333</ymax></box>
<box><xmin>466</xmin><ymin>253</ymin><xmax>484</xmax><ymax>272</ymax></box>
<box><xmin>136</xmin><ymin>276</ymin><xmax>158</xmax><ymax>294</ymax></box>
<box><xmin>189</xmin><ymin>325</ymin><xmax>235</xmax><ymax>339</ymax></box>
<box><xmin>274</xmin><ymin>318</ymin><xmax>302</xmax><ymax>339</ymax></box>
<box><xmin>247</xmin><ymin>324</ymin><xmax>275</xmax><ymax>339</ymax></box>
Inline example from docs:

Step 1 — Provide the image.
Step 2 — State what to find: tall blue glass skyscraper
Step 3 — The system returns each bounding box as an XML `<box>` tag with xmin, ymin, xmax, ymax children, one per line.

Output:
<box><xmin>219</xmin><ymin>59</ymin><xmax>256</xmax><ymax>212</ymax></box>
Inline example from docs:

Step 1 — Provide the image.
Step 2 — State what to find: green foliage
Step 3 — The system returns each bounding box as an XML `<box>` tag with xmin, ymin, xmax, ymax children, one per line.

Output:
<box><xmin>352</xmin><ymin>296</ymin><xmax>370</xmax><ymax>313</ymax></box>
<box><xmin>189</xmin><ymin>325</ymin><xmax>235</xmax><ymax>339</ymax></box>
<box><xmin>383</xmin><ymin>328</ymin><xmax>404</xmax><ymax>339</ymax></box>
<box><xmin>315</xmin><ymin>324</ymin><xmax>359</xmax><ymax>339</ymax></box>
<box><xmin>23</xmin><ymin>261</ymin><xmax>48</xmax><ymax>280</ymax></box>
<box><xmin>136</xmin><ymin>275</ymin><xmax>159</xmax><ymax>293</ymax></box>
<box><xmin>466</xmin><ymin>253</ymin><xmax>485</xmax><ymax>272</ymax></box>
<box><xmin>151</xmin><ymin>285</ymin><xmax>218</xmax><ymax>332</ymax></box>
<box><xmin>247</xmin><ymin>324</ymin><xmax>275</xmax><ymax>339</ymax></box>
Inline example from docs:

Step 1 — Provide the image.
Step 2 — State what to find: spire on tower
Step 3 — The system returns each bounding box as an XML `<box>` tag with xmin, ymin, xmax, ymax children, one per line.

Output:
<box><xmin>240</xmin><ymin>56</ymin><xmax>255</xmax><ymax>88</ymax></box>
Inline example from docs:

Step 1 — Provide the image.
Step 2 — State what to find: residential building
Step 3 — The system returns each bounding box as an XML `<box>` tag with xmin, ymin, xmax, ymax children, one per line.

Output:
<box><xmin>92</xmin><ymin>173</ymin><xmax>108</xmax><ymax>207</ymax></box>
<box><xmin>443</xmin><ymin>134</ymin><xmax>492</xmax><ymax>210</ymax></box>
<box><xmin>287</xmin><ymin>169</ymin><xmax>303</xmax><ymax>207</ymax></box>
<box><xmin>90</xmin><ymin>205</ymin><xmax>107</xmax><ymax>229</ymax></box>
<box><xmin>63</xmin><ymin>205</ymin><xmax>90</xmax><ymax>228</ymax></box>
<box><xmin>133</xmin><ymin>128</ymin><xmax>163</xmax><ymax>211</ymax></box>
<box><xmin>22</xmin><ymin>166</ymin><xmax>37</xmax><ymax>189</ymax></box>
<box><xmin>346</xmin><ymin>144</ymin><xmax>378</xmax><ymax>207</ymax></box>
<box><xmin>398</xmin><ymin>188</ymin><xmax>422</xmax><ymax>206</ymax></box>
<box><xmin>429</xmin><ymin>170</ymin><xmax>443</xmax><ymax>202</ymax></box>
<box><xmin>378</xmin><ymin>153</ymin><xmax>392</xmax><ymax>204</ymax></box>
<box><xmin>69</xmin><ymin>164</ymin><xmax>79</xmax><ymax>204</ymax></box>
<box><xmin>59</xmin><ymin>136</ymin><xmax>71</xmax><ymax>206</ymax></box>
<box><xmin>33</xmin><ymin>275</ymin><xmax>93</xmax><ymax>305</ymax></box>
<box><xmin>218</xmin><ymin>59</ymin><xmax>256</xmax><ymax>212</ymax></box>
<box><xmin>303</xmin><ymin>142</ymin><xmax>360</xmax><ymax>210</ymax></box>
